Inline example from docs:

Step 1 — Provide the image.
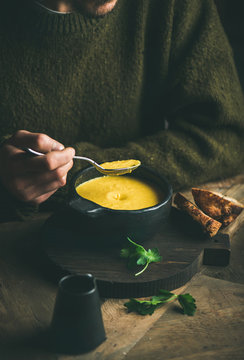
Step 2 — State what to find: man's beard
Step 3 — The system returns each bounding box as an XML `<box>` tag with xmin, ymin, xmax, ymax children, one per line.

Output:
<box><xmin>92</xmin><ymin>0</ymin><xmax>113</xmax><ymax>5</ymax></box>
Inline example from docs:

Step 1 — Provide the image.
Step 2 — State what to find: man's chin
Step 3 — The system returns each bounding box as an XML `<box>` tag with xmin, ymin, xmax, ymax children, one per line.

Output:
<box><xmin>74</xmin><ymin>0</ymin><xmax>118</xmax><ymax>16</ymax></box>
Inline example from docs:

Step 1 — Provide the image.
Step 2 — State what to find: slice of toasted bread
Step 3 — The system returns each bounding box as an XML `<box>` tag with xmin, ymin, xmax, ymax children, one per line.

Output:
<box><xmin>174</xmin><ymin>192</ymin><xmax>222</xmax><ymax>237</ymax></box>
<box><xmin>192</xmin><ymin>188</ymin><xmax>244</xmax><ymax>226</ymax></box>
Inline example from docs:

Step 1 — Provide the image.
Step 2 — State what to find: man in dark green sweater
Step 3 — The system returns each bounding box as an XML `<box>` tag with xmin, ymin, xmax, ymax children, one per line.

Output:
<box><xmin>0</xmin><ymin>0</ymin><xmax>243</xmax><ymax>221</ymax></box>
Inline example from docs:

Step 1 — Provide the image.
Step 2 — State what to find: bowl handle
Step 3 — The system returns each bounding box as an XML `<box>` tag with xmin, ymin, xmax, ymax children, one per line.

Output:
<box><xmin>68</xmin><ymin>198</ymin><xmax>105</xmax><ymax>218</ymax></box>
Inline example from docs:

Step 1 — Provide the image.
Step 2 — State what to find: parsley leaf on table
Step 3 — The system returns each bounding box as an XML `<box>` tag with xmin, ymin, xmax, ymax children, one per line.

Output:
<box><xmin>120</xmin><ymin>237</ymin><xmax>162</xmax><ymax>276</ymax></box>
<box><xmin>125</xmin><ymin>290</ymin><xmax>177</xmax><ymax>315</ymax></box>
<box><xmin>124</xmin><ymin>289</ymin><xmax>196</xmax><ymax>316</ymax></box>
<box><xmin>178</xmin><ymin>294</ymin><xmax>196</xmax><ymax>316</ymax></box>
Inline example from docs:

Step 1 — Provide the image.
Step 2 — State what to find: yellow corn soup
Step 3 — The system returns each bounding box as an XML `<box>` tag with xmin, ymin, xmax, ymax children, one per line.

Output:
<box><xmin>75</xmin><ymin>175</ymin><xmax>164</xmax><ymax>210</ymax></box>
<box><xmin>101</xmin><ymin>159</ymin><xmax>141</xmax><ymax>171</ymax></box>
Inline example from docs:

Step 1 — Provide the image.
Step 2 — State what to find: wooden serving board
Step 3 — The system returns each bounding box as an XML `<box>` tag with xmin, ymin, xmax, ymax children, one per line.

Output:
<box><xmin>42</xmin><ymin>196</ymin><xmax>244</xmax><ymax>298</ymax></box>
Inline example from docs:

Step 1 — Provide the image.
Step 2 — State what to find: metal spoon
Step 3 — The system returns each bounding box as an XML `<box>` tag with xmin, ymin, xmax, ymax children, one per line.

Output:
<box><xmin>24</xmin><ymin>147</ymin><xmax>141</xmax><ymax>176</ymax></box>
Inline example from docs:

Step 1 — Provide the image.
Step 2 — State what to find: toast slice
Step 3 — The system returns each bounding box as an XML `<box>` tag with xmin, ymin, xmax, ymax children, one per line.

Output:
<box><xmin>174</xmin><ymin>192</ymin><xmax>222</xmax><ymax>237</ymax></box>
<box><xmin>192</xmin><ymin>188</ymin><xmax>244</xmax><ymax>226</ymax></box>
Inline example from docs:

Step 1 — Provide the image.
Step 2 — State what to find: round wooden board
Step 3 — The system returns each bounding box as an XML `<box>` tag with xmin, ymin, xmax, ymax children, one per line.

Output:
<box><xmin>41</xmin><ymin>208</ymin><xmax>230</xmax><ymax>298</ymax></box>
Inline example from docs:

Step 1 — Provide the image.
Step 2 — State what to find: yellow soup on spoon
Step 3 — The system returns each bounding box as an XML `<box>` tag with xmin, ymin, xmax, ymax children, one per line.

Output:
<box><xmin>76</xmin><ymin>175</ymin><xmax>164</xmax><ymax>210</ymax></box>
<box><xmin>100</xmin><ymin>159</ymin><xmax>141</xmax><ymax>174</ymax></box>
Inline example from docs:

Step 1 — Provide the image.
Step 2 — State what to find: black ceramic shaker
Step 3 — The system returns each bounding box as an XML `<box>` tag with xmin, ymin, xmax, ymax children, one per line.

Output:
<box><xmin>50</xmin><ymin>274</ymin><xmax>106</xmax><ymax>354</ymax></box>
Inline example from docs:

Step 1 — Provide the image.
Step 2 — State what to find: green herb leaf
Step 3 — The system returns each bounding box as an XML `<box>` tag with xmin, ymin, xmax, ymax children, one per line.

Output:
<box><xmin>146</xmin><ymin>248</ymin><xmax>162</xmax><ymax>263</ymax></box>
<box><xmin>136</xmin><ymin>254</ymin><xmax>148</xmax><ymax>266</ymax></box>
<box><xmin>124</xmin><ymin>290</ymin><xmax>196</xmax><ymax>316</ymax></box>
<box><xmin>152</xmin><ymin>289</ymin><xmax>177</xmax><ymax>303</ymax></box>
<box><xmin>178</xmin><ymin>294</ymin><xmax>197</xmax><ymax>316</ymax></box>
<box><xmin>121</xmin><ymin>237</ymin><xmax>162</xmax><ymax>276</ymax></box>
<box><xmin>124</xmin><ymin>298</ymin><xmax>159</xmax><ymax>315</ymax></box>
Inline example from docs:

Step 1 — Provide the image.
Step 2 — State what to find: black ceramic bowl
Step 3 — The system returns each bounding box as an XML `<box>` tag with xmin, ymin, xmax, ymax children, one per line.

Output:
<box><xmin>68</xmin><ymin>166</ymin><xmax>172</xmax><ymax>246</ymax></box>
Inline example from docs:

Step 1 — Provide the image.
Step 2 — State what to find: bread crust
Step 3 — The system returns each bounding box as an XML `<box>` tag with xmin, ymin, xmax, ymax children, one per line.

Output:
<box><xmin>192</xmin><ymin>188</ymin><xmax>243</xmax><ymax>226</ymax></box>
<box><xmin>174</xmin><ymin>192</ymin><xmax>222</xmax><ymax>237</ymax></box>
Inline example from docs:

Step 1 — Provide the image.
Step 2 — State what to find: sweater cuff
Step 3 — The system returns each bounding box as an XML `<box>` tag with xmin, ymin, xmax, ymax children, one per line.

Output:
<box><xmin>0</xmin><ymin>181</ymin><xmax>39</xmax><ymax>223</ymax></box>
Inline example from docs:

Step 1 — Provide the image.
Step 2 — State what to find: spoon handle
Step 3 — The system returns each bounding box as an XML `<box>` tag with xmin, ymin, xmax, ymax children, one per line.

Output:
<box><xmin>24</xmin><ymin>148</ymin><xmax>98</xmax><ymax>166</ymax></box>
<box><xmin>24</xmin><ymin>148</ymin><xmax>95</xmax><ymax>164</ymax></box>
<box><xmin>73</xmin><ymin>155</ymin><xmax>97</xmax><ymax>165</ymax></box>
<box><xmin>24</xmin><ymin>148</ymin><xmax>45</xmax><ymax>156</ymax></box>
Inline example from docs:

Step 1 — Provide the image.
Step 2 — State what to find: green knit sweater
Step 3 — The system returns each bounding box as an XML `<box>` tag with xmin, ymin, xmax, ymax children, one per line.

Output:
<box><xmin>0</xmin><ymin>0</ymin><xmax>243</xmax><ymax>221</ymax></box>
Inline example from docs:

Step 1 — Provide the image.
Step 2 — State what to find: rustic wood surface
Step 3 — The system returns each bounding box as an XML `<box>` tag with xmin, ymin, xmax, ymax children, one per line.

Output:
<box><xmin>0</xmin><ymin>174</ymin><xmax>243</xmax><ymax>360</ymax></box>
<box><xmin>43</xmin><ymin>206</ymin><xmax>232</xmax><ymax>298</ymax></box>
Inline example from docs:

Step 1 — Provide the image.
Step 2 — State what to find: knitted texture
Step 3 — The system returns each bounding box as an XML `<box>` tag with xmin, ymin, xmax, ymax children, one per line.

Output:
<box><xmin>0</xmin><ymin>0</ymin><xmax>243</xmax><ymax>220</ymax></box>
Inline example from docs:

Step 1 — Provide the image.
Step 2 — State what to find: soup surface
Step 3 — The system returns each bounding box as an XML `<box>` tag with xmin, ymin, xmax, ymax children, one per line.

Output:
<box><xmin>76</xmin><ymin>175</ymin><xmax>164</xmax><ymax>210</ymax></box>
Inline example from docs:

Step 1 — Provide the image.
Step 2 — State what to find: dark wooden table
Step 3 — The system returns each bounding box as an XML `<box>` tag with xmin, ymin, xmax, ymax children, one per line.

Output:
<box><xmin>0</xmin><ymin>175</ymin><xmax>244</xmax><ymax>360</ymax></box>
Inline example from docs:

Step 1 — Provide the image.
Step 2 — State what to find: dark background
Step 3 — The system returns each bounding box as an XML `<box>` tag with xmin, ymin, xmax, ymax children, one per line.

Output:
<box><xmin>215</xmin><ymin>0</ymin><xmax>244</xmax><ymax>91</ymax></box>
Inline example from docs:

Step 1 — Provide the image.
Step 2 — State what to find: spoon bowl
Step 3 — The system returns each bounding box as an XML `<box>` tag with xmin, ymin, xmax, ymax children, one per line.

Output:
<box><xmin>24</xmin><ymin>148</ymin><xmax>141</xmax><ymax>176</ymax></box>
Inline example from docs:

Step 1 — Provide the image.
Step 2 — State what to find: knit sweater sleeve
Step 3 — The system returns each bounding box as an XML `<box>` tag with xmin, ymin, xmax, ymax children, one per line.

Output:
<box><xmin>68</xmin><ymin>0</ymin><xmax>244</xmax><ymax>191</ymax></box>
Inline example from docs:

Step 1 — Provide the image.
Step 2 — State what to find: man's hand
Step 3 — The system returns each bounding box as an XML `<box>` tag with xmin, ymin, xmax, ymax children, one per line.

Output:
<box><xmin>0</xmin><ymin>130</ymin><xmax>75</xmax><ymax>205</ymax></box>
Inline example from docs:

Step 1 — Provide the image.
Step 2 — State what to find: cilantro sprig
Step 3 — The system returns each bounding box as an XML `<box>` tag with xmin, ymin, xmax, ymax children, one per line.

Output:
<box><xmin>120</xmin><ymin>237</ymin><xmax>162</xmax><ymax>276</ymax></box>
<box><xmin>124</xmin><ymin>289</ymin><xmax>196</xmax><ymax>316</ymax></box>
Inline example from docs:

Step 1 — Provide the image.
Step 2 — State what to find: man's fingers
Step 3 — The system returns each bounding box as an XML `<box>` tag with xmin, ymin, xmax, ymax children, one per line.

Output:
<box><xmin>9</xmin><ymin>160</ymin><xmax>73</xmax><ymax>201</ymax></box>
<box><xmin>15</xmin><ymin>177</ymin><xmax>65</xmax><ymax>202</ymax></box>
<box><xmin>10</xmin><ymin>173</ymin><xmax>69</xmax><ymax>203</ymax></box>
<box><xmin>30</xmin><ymin>147</ymin><xmax>75</xmax><ymax>172</ymax></box>
<box><xmin>30</xmin><ymin>160</ymin><xmax>73</xmax><ymax>186</ymax></box>
<box><xmin>6</xmin><ymin>147</ymin><xmax>75</xmax><ymax>174</ymax></box>
<box><xmin>8</xmin><ymin>130</ymin><xmax>65</xmax><ymax>152</ymax></box>
<box><xmin>32</xmin><ymin>190</ymin><xmax>58</xmax><ymax>205</ymax></box>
